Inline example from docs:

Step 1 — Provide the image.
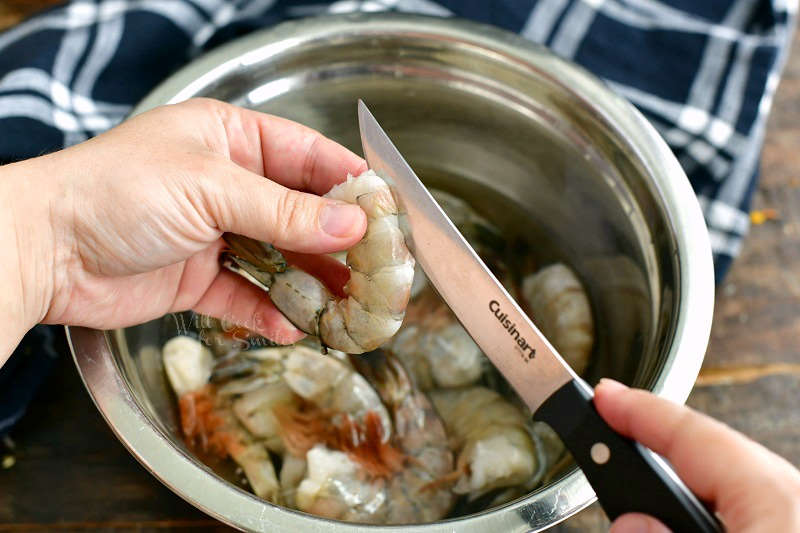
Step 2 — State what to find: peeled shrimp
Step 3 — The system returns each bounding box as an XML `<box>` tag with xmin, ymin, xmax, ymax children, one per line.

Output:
<box><xmin>162</xmin><ymin>336</ymin><xmax>280</xmax><ymax>502</ymax></box>
<box><xmin>296</xmin><ymin>352</ymin><xmax>455</xmax><ymax>524</ymax></box>
<box><xmin>223</xmin><ymin>170</ymin><xmax>415</xmax><ymax>353</ymax></box>
<box><xmin>162</xmin><ymin>335</ymin><xmax>213</xmax><ymax>396</ymax></box>
<box><xmin>430</xmin><ymin>386</ymin><xmax>538</xmax><ymax>497</ymax></box>
<box><xmin>522</xmin><ymin>263</ymin><xmax>594</xmax><ymax>375</ymax></box>
<box><xmin>296</xmin><ymin>444</ymin><xmax>388</xmax><ymax>522</ymax></box>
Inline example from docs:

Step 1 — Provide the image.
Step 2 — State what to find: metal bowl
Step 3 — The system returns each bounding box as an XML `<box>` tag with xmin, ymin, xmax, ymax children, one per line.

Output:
<box><xmin>68</xmin><ymin>13</ymin><xmax>714</xmax><ymax>532</ymax></box>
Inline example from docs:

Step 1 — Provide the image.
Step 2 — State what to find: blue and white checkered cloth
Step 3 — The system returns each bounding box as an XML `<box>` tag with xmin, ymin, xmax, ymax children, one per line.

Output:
<box><xmin>0</xmin><ymin>0</ymin><xmax>796</xmax><ymax>436</ymax></box>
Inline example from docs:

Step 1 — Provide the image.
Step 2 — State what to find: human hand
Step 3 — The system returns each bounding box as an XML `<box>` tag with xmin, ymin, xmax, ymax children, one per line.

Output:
<box><xmin>0</xmin><ymin>98</ymin><xmax>368</xmax><ymax>362</ymax></box>
<box><xmin>594</xmin><ymin>379</ymin><xmax>800</xmax><ymax>532</ymax></box>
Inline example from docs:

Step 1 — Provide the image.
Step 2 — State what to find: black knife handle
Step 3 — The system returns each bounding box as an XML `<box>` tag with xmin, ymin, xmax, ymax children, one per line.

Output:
<box><xmin>533</xmin><ymin>379</ymin><xmax>723</xmax><ymax>532</ymax></box>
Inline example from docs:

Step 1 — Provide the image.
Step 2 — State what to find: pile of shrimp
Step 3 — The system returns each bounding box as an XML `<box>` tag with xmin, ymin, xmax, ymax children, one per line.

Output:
<box><xmin>159</xmin><ymin>173</ymin><xmax>595</xmax><ymax>524</ymax></box>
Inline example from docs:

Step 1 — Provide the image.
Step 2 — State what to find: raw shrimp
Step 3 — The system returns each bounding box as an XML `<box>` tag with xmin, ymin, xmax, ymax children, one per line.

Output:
<box><xmin>296</xmin><ymin>444</ymin><xmax>388</xmax><ymax>522</ymax></box>
<box><xmin>223</xmin><ymin>170</ymin><xmax>415</xmax><ymax>353</ymax></box>
<box><xmin>296</xmin><ymin>352</ymin><xmax>455</xmax><ymax>524</ymax></box>
<box><xmin>385</xmin><ymin>287</ymin><xmax>485</xmax><ymax>390</ymax></box>
<box><xmin>429</xmin><ymin>386</ymin><xmax>538</xmax><ymax>497</ymax></box>
<box><xmin>205</xmin><ymin>343</ymin><xmax>406</xmax><ymax>512</ymax></box>
<box><xmin>522</xmin><ymin>263</ymin><xmax>594</xmax><ymax>375</ymax></box>
<box><xmin>162</xmin><ymin>335</ymin><xmax>214</xmax><ymax>396</ymax></box>
<box><xmin>213</xmin><ymin>344</ymin><xmax>393</xmax><ymax>456</ymax></box>
<box><xmin>359</xmin><ymin>352</ymin><xmax>455</xmax><ymax>523</ymax></box>
<box><xmin>162</xmin><ymin>336</ymin><xmax>281</xmax><ymax>502</ymax></box>
<box><xmin>382</xmin><ymin>189</ymin><xmax>516</xmax><ymax>390</ymax></box>
<box><xmin>479</xmin><ymin>421</ymin><xmax>567</xmax><ymax>507</ymax></box>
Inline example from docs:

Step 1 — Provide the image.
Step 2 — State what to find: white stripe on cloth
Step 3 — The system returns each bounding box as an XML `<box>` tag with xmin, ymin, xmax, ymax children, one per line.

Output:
<box><xmin>0</xmin><ymin>68</ymin><xmax>130</xmax><ymax>115</ymax></box>
<box><xmin>708</xmin><ymin>226</ymin><xmax>745</xmax><ymax>257</ymax></box>
<box><xmin>520</xmin><ymin>0</ymin><xmax>570</xmax><ymax>43</ymax></box>
<box><xmin>0</xmin><ymin>80</ymin><xmax>126</xmax><ymax>134</ymax></box>
<box><xmin>599</xmin><ymin>0</ymin><xmax>785</xmax><ymax>45</ymax></box>
<box><xmin>52</xmin><ymin>14</ymin><xmax>91</xmax><ymax>146</ymax></box>
<box><xmin>684</xmin><ymin>0</ymin><xmax>760</xmax><ymax>114</ymax></box>
<box><xmin>187</xmin><ymin>0</ymin><xmax>226</xmax><ymax>15</ymax></box>
<box><xmin>774</xmin><ymin>0</ymin><xmax>799</xmax><ymax>15</ymax></box>
<box><xmin>394</xmin><ymin>0</ymin><xmax>452</xmax><ymax>15</ymax></box>
<box><xmin>72</xmin><ymin>4</ymin><xmax>127</xmax><ymax>111</ymax></box>
<box><xmin>52</xmin><ymin>27</ymin><xmax>90</xmax><ymax>97</ymax></box>
<box><xmin>698</xmin><ymin>195</ymin><xmax>751</xmax><ymax>235</ymax></box>
<box><xmin>0</xmin><ymin>0</ymin><xmax>207</xmax><ymax>53</ymax></box>
<box><xmin>287</xmin><ymin>0</ymin><xmax>451</xmax><ymax>17</ymax></box>
<box><xmin>193</xmin><ymin>2</ymin><xmax>237</xmax><ymax>48</ymax></box>
<box><xmin>235</xmin><ymin>0</ymin><xmax>280</xmax><ymax>20</ymax></box>
<box><xmin>607</xmin><ymin>82</ymin><xmax>748</xmax><ymax>149</ymax></box>
<box><xmin>716</xmin><ymin>40</ymin><xmax>758</xmax><ymax>129</ymax></box>
<box><xmin>715</xmin><ymin>9</ymin><xmax>798</xmax><ymax>206</ymax></box>
<box><xmin>192</xmin><ymin>0</ymin><xmax>283</xmax><ymax>51</ymax></box>
<box><xmin>550</xmin><ymin>0</ymin><xmax>605</xmax><ymax>58</ymax></box>
<box><xmin>0</xmin><ymin>94</ymin><xmax>81</xmax><ymax>131</ymax></box>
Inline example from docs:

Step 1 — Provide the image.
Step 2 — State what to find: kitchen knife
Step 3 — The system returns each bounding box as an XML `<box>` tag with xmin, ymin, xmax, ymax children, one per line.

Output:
<box><xmin>357</xmin><ymin>100</ymin><xmax>722</xmax><ymax>532</ymax></box>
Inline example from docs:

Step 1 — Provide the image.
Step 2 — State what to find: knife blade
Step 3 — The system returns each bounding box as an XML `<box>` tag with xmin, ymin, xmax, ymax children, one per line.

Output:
<box><xmin>357</xmin><ymin>100</ymin><xmax>722</xmax><ymax>533</ymax></box>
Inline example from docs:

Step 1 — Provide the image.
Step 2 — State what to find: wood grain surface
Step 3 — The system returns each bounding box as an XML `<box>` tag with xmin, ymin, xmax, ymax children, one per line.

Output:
<box><xmin>1</xmin><ymin>3</ymin><xmax>799</xmax><ymax>532</ymax></box>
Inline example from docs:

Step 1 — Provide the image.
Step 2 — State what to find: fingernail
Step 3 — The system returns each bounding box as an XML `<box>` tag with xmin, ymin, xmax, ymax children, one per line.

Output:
<box><xmin>320</xmin><ymin>203</ymin><xmax>363</xmax><ymax>238</ymax></box>
<box><xmin>597</xmin><ymin>378</ymin><xmax>627</xmax><ymax>392</ymax></box>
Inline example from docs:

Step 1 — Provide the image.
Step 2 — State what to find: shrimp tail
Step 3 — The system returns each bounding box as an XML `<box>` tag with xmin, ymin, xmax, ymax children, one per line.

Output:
<box><xmin>223</xmin><ymin>233</ymin><xmax>287</xmax><ymax>274</ymax></box>
<box><xmin>221</xmin><ymin>253</ymin><xmax>276</xmax><ymax>292</ymax></box>
<box><xmin>349</xmin><ymin>350</ymin><xmax>411</xmax><ymax>406</ymax></box>
<box><xmin>221</xmin><ymin>234</ymin><xmax>290</xmax><ymax>292</ymax></box>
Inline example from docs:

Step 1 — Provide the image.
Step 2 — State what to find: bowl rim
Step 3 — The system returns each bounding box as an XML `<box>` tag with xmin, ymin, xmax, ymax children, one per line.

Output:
<box><xmin>69</xmin><ymin>12</ymin><xmax>715</xmax><ymax>532</ymax></box>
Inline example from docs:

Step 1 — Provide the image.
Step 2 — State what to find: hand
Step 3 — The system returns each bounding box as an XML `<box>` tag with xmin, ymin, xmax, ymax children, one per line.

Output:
<box><xmin>0</xmin><ymin>98</ymin><xmax>368</xmax><ymax>363</ymax></box>
<box><xmin>594</xmin><ymin>379</ymin><xmax>800</xmax><ymax>532</ymax></box>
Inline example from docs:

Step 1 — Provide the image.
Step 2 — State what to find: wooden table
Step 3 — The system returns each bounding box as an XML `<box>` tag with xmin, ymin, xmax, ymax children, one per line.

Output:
<box><xmin>1</xmin><ymin>3</ymin><xmax>799</xmax><ymax>531</ymax></box>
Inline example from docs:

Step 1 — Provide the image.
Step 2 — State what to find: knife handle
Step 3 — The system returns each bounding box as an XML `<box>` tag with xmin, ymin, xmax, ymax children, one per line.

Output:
<box><xmin>533</xmin><ymin>379</ymin><xmax>723</xmax><ymax>532</ymax></box>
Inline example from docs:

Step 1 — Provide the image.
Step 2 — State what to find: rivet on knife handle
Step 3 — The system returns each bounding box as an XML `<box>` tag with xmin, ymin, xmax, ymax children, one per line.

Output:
<box><xmin>533</xmin><ymin>379</ymin><xmax>723</xmax><ymax>532</ymax></box>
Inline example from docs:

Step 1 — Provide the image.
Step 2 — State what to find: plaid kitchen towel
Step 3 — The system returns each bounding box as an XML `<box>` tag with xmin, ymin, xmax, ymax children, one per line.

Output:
<box><xmin>0</xmin><ymin>0</ymin><xmax>795</xmax><ymax>437</ymax></box>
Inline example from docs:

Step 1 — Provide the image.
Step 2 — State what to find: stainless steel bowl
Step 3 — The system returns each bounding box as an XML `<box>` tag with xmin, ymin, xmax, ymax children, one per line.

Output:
<box><xmin>68</xmin><ymin>13</ymin><xmax>715</xmax><ymax>532</ymax></box>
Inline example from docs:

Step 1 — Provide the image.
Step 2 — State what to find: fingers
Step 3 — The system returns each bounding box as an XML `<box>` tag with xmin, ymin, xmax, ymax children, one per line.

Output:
<box><xmin>192</xmin><ymin>269</ymin><xmax>305</xmax><ymax>345</ymax></box>
<box><xmin>206</xmin><ymin>99</ymin><xmax>367</xmax><ymax>194</ymax></box>
<box><xmin>594</xmin><ymin>379</ymin><xmax>759</xmax><ymax>501</ymax></box>
<box><xmin>610</xmin><ymin>513</ymin><xmax>671</xmax><ymax>533</ymax></box>
<box><xmin>198</xmin><ymin>160</ymin><xmax>366</xmax><ymax>254</ymax></box>
<box><xmin>594</xmin><ymin>379</ymin><xmax>800</xmax><ymax>531</ymax></box>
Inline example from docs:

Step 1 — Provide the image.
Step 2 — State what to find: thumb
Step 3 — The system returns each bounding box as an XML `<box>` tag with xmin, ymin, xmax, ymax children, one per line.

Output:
<box><xmin>610</xmin><ymin>513</ymin><xmax>671</xmax><ymax>533</ymax></box>
<box><xmin>201</xmin><ymin>159</ymin><xmax>367</xmax><ymax>254</ymax></box>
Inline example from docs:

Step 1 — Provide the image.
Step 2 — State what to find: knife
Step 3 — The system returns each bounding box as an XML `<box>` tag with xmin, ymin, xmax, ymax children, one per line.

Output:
<box><xmin>357</xmin><ymin>100</ymin><xmax>722</xmax><ymax>532</ymax></box>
